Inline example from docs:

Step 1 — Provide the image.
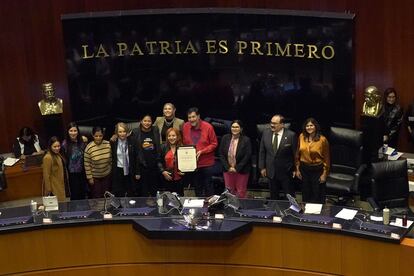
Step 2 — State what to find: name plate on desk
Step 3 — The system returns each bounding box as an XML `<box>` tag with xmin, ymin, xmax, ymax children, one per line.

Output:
<box><xmin>177</xmin><ymin>146</ymin><xmax>197</xmax><ymax>172</ymax></box>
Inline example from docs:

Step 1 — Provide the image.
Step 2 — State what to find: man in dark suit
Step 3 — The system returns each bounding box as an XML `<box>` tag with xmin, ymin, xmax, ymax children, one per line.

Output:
<box><xmin>259</xmin><ymin>115</ymin><xmax>297</xmax><ymax>200</ymax></box>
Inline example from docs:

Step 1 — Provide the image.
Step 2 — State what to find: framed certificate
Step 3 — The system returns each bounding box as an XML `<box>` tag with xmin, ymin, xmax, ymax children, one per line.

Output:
<box><xmin>177</xmin><ymin>146</ymin><xmax>197</xmax><ymax>172</ymax></box>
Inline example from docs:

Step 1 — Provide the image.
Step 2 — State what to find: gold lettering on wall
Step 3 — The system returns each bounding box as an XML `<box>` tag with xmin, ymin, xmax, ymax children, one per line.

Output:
<box><xmin>117</xmin><ymin>43</ymin><xmax>128</xmax><ymax>56</ymax></box>
<box><xmin>131</xmin><ymin>43</ymin><xmax>144</xmax><ymax>56</ymax></box>
<box><xmin>294</xmin><ymin>44</ymin><xmax>305</xmax><ymax>58</ymax></box>
<box><xmin>80</xmin><ymin>39</ymin><xmax>335</xmax><ymax>60</ymax></box>
<box><xmin>95</xmin><ymin>44</ymin><xmax>109</xmax><ymax>58</ymax></box>
<box><xmin>250</xmin><ymin>41</ymin><xmax>264</xmax><ymax>55</ymax></box>
<box><xmin>236</xmin><ymin>41</ymin><xmax>248</xmax><ymax>55</ymax></box>
<box><xmin>81</xmin><ymin>45</ymin><xmax>94</xmax><ymax>59</ymax></box>
<box><xmin>321</xmin><ymin>45</ymin><xmax>335</xmax><ymax>59</ymax></box>
<box><xmin>159</xmin><ymin>41</ymin><xmax>173</xmax><ymax>55</ymax></box>
<box><xmin>218</xmin><ymin>40</ymin><xmax>228</xmax><ymax>54</ymax></box>
<box><xmin>275</xmin><ymin>43</ymin><xmax>292</xmax><ymax>57</ymax></box>
<box><xmin>183</xmin><ymin>41</ymin><xmax>198</xmax><ymax>54</ymax></box>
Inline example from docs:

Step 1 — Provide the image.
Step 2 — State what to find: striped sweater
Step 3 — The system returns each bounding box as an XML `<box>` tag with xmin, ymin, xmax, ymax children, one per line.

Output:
<box><xmin>84</xmin><ymin>140</ymin><xmax>112</xmax><ymax>179</ymax></box>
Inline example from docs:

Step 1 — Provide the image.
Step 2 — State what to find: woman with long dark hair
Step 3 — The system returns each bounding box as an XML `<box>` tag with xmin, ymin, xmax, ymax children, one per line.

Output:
<box><xmin>134</xmin><ymin>114</ymin><xmax>162</xmax><ymax>197</ymax></box>
<box><xmin>43</xmin><ymin>136</ymin><xmax>69</xmax><ymax>201</ymax></box>
<box><xmin>383</xmin><ymin>88</ymin><xmax>403</xmax><ymax>148</ymax></box>
<box><xmin>61</xmin><ymin>122</ymin><xmax>87</xmax><ymax>200</ymax></box>
<box><xmin>160</xmin><ymin>127</ymin><xmax>185</xmax><ymax>196</ymax></box>
<box><xmin>219</xmin><ymin>120</ymin><xmax>252</xmax><ymax>198</ymax></box>
<box><xmin>295</xmin><ymin>118</ymin><xmax>330</xmax><ymax>203</ymax></box>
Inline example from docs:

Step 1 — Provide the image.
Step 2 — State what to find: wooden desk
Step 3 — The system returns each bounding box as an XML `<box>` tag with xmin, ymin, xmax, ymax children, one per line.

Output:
<box><xmin>0</xmin><ymin>224</ymin><xmax>413</xmax><ymax>275</ymax></box>
<box><xmin>0</xmin><ymin>161</ymin><xmax>43</xmax><ymax>201</ymax></box>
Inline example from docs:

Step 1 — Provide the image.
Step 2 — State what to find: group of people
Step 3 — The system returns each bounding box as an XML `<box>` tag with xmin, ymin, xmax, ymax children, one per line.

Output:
<box><xmin>11</xmin><ymin>86</ymin><xmax>410</xmax><ymax>203</ymax></box>
<box><xmin>13</xmin><ymin>104</ymin><xmax>221</xmax><ymax>201</ymax></box>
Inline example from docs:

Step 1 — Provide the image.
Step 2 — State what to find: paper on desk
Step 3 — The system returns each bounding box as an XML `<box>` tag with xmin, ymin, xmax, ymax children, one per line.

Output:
<box><xmin>3</xmin><ymin>157</ymin><xmax>19</xmax><ymax>166</ymax></box>
<box><xmin>335</xmin><ymin>208</ymin><xmax>358</xmax><ymax>220</ymax></box>
<box><xmin>370</xmin><ymin>215</ymin><xmax>383</xmax><ymax>222</ymax></box>
<box><xmin>183</xmin><ymin>199</ymin><xmax>204</xmax><ymax>208</ymax></box>
<box><xmin>409</xmin><ymin>181</ymin><xmax>414</xmax><ymax>192</ymax></box>
<box><xmin>304</xmin><ymin>203</ymin><xmax>322</xmax><ymax>214</ymax></box>
<box><xmin>390</xmin><ymin>218</ymin><xmax>413</xmax><ymax>229</ymax></box>
<box><xmin>387</xmin><ymin>152</ymin><xmax>403</xmax><ymax>161</ymax></box>
<box><xmin>385</xmin><ymin>146</ymin><xmax>395</xmax><ymax>155</ymax></box>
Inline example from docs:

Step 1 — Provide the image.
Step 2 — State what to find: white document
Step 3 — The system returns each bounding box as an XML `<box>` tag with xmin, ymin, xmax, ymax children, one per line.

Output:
<box><xmin>304</xmin><ymin>203</ymin><xmax>323</xmax><ymax>214</ymax></box>
<box><xmin>183</xmin><ymin>199</ymin><xmax>205</xmax><ymax>208</ymax></box>
<box><xmin>335</xmin><ymin>208</ymin><xmax>358</xmax><ymax>220</ymax></box>
<box><xmin>390</xmin><ymin>218</ymin><xmax>413</xmax><ymax>229</ymax></box>
<box><xmin>3</xmin><ymin>157</ymin><xmax>19</xmax><ymax>166</ymax></box>
<box><xmin>387</xmin><ymin>152</ymin><xmax>403</xmax><ymax>161</ymax></box>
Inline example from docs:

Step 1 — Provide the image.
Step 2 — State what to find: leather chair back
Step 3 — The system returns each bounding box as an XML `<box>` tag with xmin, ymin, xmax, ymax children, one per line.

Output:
<box><xmin>371</xmin><ymin>159</ymin><xmax>409</xmax><ymax>209</ymax></box>
<box><xmin>330</xmin><ymin>127</ymin><xmax>363</xmax><ymax>176</ymax></box>
<box><xmin>326</xmin><ymin>127</ymin><xmax>365</xmax><ymax>199</ymax></box>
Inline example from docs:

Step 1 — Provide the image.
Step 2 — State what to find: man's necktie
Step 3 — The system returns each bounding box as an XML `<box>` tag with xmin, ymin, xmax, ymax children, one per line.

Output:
<box><xmin>273</xmin><ymin>133</ymin><xmax>278</xmax><ymax>153</ymax></box>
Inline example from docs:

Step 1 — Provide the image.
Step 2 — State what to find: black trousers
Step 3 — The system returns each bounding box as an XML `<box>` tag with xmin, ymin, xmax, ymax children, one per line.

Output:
<box><xmin>269</xmin><ymin>172</ymin><xmax>294</xmax><ymax>200</ymax></box>
<box><xmin>162</xmin><ymin>178</ymin><xmax>184</xmax><ymax>196</ymax></box>
<box><xmin>187</xmin><ymin>166</ymin><xmax>215</xmax><ymax>197</ymax></box>
<box><xmin>112</xmin><ymin>167</ymin><xmax>135</xmax><ymax>197</ymax></box>
<box><xmin>68</xmin><ymin>172</ymin><xmax>87</xmax><ymax>200</ymax></box>
<box><xmin>139</xmin><ymin>166</ymin><xmax>160</xmax><ymax>197</ymax></box>
<box><xmin>300</xmin><ymin>163</ymin><xmax>326</xmax><ymax>204</ymax></box>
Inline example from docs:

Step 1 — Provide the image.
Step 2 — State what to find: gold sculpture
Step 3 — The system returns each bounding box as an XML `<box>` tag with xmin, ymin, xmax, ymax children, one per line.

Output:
<box><xmin>362</xmin><ymin>85</ymin><xmax>382</xmax><ymax>117</ymax></box>
<box><xmin>38</xmin><ymin>83</ymin><xmax>63</xmax><ymax>115</ymax></box>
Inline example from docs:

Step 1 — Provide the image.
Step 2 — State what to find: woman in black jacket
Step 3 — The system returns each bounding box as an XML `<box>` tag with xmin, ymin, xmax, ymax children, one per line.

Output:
<box><xmin>133</xmin><ymin>115</ymin><xmax>162</xmax><ymax>197</ymax></box>
<box><xmin>219</xmin><ymin>120</ymin><xmax>252</xmax><ymax>198</ymax></box>
<box><xmin>383</xmin><ymin>87</ymin><xmax>403</xmax><ymax>148</ymax></box>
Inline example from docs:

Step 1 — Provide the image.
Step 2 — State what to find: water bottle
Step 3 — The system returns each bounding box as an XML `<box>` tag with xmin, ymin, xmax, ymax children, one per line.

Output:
<box><xmin>156</xmin><ymin>191</ymin><xmax>163</xmax><ymax>213</ymax></box>
<box><xmin>30</xmin><ymin>200</ymin><xmax>37</xmax><ymax>213</ymax></box>
<box><xmin>30</xmin><ymin>200</ymin><xmax>37</xmax><ymax>223</ymax></box>
<box><xmin>383</xmin><ymin>206</ymin><xmax>390</xmax><ymax>225</ymax></box>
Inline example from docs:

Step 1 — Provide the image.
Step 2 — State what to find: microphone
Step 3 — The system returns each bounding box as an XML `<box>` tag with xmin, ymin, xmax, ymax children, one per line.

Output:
<box><xmin>103</xmin><ymin>191</ymin><xmax>120</xmax><ymax>214</ymax></box>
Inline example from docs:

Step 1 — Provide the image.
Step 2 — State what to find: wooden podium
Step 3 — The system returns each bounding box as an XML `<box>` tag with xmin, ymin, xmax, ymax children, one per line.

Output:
<box><xmin>0</xmin><ymin>161</ymin><xmax>43</xmax><ymax>202</ymax></box>
<box><xmin>0</xmin><ymin>223</ymin><xmax>413</xmax><ymax>275</ymax></box>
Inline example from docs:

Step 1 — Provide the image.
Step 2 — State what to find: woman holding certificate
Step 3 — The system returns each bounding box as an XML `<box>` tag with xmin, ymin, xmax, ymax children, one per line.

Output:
<box><xmin>160</xmin><ymin>128</ymin><xmax>184</xmax><ymax>196</ymax></box>
<box><xmin>219</xmin><ymin>120</ymin><xmax>252</xmax><ymax>198</ymax></box>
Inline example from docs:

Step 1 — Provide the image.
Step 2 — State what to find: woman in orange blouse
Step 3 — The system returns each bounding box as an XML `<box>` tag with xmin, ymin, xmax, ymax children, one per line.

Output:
<box><xmin>295</xmin><ymin>118</ymin><xmax>330</xmax><ymax>203</ymax></box>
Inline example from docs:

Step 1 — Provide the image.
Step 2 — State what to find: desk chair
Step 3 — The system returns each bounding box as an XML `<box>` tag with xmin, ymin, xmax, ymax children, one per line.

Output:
<box><xmin>326</xmin><ymin>127</ymin><xmax>366</xmax><ymax>205</ymax></box>
<box><xmin>367</xmin><ymin>159</ymin><xmax>409</xmax><ymax>212</ymax></box>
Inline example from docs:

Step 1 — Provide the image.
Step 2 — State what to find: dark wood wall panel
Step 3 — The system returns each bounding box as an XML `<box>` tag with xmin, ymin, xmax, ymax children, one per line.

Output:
<box><xmin>1</xmin><ymin>0</ymin><xmax>414</xmax><ymax>152</ymax></box>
